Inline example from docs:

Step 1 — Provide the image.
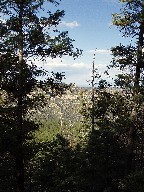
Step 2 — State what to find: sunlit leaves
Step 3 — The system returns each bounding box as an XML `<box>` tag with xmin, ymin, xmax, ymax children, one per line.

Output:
<box><xmin>112</xmin><ymin>0</ymin><xmax>142</xmax><ymax>37</ymax></box>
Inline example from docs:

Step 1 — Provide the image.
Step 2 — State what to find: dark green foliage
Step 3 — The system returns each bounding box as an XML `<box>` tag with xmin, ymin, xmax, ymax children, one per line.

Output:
<box><xmin>0</xmin><ymin>153</ymin><xmax>16</xmax><ymax>192</ymax></box>
<box><xmin>0</xmin><ymin>0</ymin><xmax>144</xmax><ymax>191</ymax></box>
<box><xmin>0</xmin><ymin>0</ymin><xmax>82</xmax><ymax>191</ymax></box>
<box><xmin>22</xmin><ymin>131</ymin><xmax>126</xmax><ymax>192</ymax></box>
<box><xmin>81</xmin><ymin>131</ymin><xmax>126</xmax><ymax>192</ymax></box>
<box><xmin>111</xmin><ymin>0</ymin><xmax>144</xmax><ymax>87</ymax></box>
<box><xmin>30</xmin><ymin>135</ymin><xmax>77</xmax><ymax>192</ymax></box>
<box><xmin>118</xmin><ymin>171</ymin><xmax>144</xmax><ymax>192</ymax></box>
<box><xmin>0</xmin><ymin>0</ymin><xmax>82</xmax><ymax>59</ymax></box>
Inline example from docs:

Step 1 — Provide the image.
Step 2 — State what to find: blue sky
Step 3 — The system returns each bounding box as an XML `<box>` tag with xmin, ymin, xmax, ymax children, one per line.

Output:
<box><xmin>39</xmin><ymin>0</ymin><xmax>131</xmax><ymax>86</ymax></box>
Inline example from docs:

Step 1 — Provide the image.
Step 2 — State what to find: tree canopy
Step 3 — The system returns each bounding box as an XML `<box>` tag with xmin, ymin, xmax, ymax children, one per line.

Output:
<box><xmin>0</xmin><ymin>1</ymin><xmax>82</xmax><ymax>191</ymax></box>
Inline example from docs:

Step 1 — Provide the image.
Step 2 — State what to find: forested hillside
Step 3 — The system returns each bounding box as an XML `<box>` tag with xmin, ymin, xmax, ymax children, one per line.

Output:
<box><xmin>0</xmin><ymin>0</ymin><xmax>144</xmax><ymax>192</ymax></box>
<box><xmin>33</xmin><ymin>86</ymin><xmax>85</xmax><ymax>144</ymax></box>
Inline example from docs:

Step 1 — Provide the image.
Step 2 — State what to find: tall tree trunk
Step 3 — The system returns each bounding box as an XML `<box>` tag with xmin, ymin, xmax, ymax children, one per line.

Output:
<box><xmin>16</xmin><ymin>2</ymin><xmax>24</xmax><ymax>191</ymax></box>
<box><xmin>135</xmin><ymin>0</ymin><xmax>144</xmax><ymax>87</ymax></box>
<box><xmin>16</xmin><ymin>149</ymin><xmax>24</xmax><ymax>192</ymax></box>
<box><xmin>126</xmin><ymin>1</ymin><xmax>144</xmax><ymax>174</ymax></box>
<box><xmin>91</xmin><ymin>59</ymin><xmax>95</xmax><ymax>132</ymax></box>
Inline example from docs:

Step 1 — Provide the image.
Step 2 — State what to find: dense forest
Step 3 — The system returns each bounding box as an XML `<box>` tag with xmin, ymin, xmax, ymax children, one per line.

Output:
<box><xmin>0</xmin><ymin>0</ymin><xmax>144</xmax><ymax>192</ymax></box>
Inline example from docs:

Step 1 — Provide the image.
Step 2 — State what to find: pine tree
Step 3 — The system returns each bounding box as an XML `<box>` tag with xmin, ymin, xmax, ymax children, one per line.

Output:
<box><xmin>111</xmin><ymin>0</ymin><xmax>144</xmax><ymax>88</ymax></box>
<box><xmin>111</xmin><ymin>0</ymin><xmax>144</xmax><ymax>174</ymax></box>
<box><xmin>0</xmin><ymin>0</ymin><xmax>81</xmax><ymax>191</ymax></box>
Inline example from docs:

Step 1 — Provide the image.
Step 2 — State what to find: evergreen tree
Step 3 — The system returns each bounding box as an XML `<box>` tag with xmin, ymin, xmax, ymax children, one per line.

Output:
<box><xmin>0</xmin><ymin>0</ymin><xmax>81</xmax><ymax>191</ymax></box>
<box><xmin>111</xmin><ymin>0</ymin><xmax>144</xmax><ymax>87</ymax></box>
<box><xmin>111</xmin><ymin>0</ymin><xmax>144</xmax><ymax>174</ymax></box>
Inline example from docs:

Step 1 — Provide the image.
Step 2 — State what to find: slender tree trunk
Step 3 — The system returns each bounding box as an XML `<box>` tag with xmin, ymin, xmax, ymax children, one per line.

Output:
<box><xmin>135</xmin><ymin>0</ymin><xmax>144</xmax><ymax>87</ymax></box>
<box><xmin>91</xmin><ymin>60</ymin><xmax>95</xmax><ymax>132</ymax></box>
<box><xmin>126</xmin><ymin>1</ymin><xmax>144</xmax><ymax>174</ymax></box>
<box><xmin>16</xmin><ymin>2</ymin><xmax>25</xmax><ymax>191</ymax></box>
<box><xmin>16</xmin><ymin>150</ymin><xmax>24</xmax><ymax>192</ymax></box>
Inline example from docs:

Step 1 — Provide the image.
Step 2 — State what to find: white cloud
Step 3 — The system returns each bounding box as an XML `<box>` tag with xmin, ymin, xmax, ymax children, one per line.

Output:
<box><xmin>71</xmin><ymin>62</ymin><xmax>89</xmax><ymax>69</ymax></box>
<box><xmin>88</xmin><ymin>49</ymin><xmax>111</xmax><ymax>54</ymax></box>
<box><xmin>34</xmin><ymin>58</ymin><xmax>61</xmax><ymax>67</ymax></box>
<box><xmin>96</xmin><ymin>63</ymin><xmax>107</xmax><ymax>69</ymax></box>
<box><xmin>28</xmin><ymin>57</ymin><xmax>115</xmax><ymax>86</ymax></box>
<box><xmin>60</xmin><ymin>21</ymin><xmax>80</xmax><ymax>28</ymax></box>
<box><xmin>34</xmin><ymin>58</ymin><xmax>89</xmax><ymax>70</ymax></box>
